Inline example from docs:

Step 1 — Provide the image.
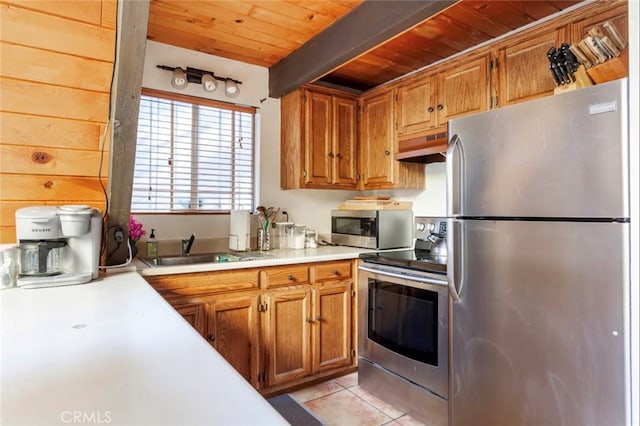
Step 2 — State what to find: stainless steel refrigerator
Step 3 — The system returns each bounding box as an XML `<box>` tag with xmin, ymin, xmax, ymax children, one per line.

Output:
<box><xmin>446</xmin><ymin>78</ymin><xmax>630</xmax><ymax>426</ymax></box>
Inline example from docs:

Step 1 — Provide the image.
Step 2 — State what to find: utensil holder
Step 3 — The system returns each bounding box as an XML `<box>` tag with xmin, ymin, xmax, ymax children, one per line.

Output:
<box><xmin>257</xmin><ymin>228</ymin><xmax>270</xmax><ymax>251</ymax></box>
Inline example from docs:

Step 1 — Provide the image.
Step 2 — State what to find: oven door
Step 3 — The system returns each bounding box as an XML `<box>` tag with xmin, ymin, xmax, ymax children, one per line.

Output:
<box><xmin>358</xmin><ymin>262</ymin><xmax>448</xmax><ymax>399</ymax></box>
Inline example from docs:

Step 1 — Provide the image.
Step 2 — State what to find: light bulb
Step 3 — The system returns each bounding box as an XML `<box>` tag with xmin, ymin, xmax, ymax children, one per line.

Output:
<box><xmin>225</xmin><ymin>79</ymin><xmax>240</xmax><ymax>98</ymax></box>
<box><xmin>202</xmin><ymin>74</ymin><xmax>217</xmax><ymax>92</ymax></box>
<box><xmin>171</xmin><ymin>68</ymin><xmax>188</xmax><ymax>89</ymax></box>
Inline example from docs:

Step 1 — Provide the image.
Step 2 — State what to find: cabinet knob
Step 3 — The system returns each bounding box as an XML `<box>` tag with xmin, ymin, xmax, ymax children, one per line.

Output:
<box><xmin>333</xmin><ymin>270</ymin><xmax>340</xmax><ymax>276</ymax></box>
<box><xmin>316</xmin><ymin>315</ymin><xmax>322</xmax><ymax>322</ymax></box>
<box><xmin>328</xmin><ymin>152</ymin><xmax>334</xmax><ymax>158</ymax></box>
<box><xmin>335</xmin><ymin>153</ymin><xmax>341</xmax><ymax>159</ymax></box>
<box><xmin>384</xmin><ymin>150</ymin><xmax>390</xmax><ymax>156</ymax></box>
<box><xmin>437</xmin><ymin>104</ymin><xmax>443</xmax><ymax>110</ymax></box>
<box><xmin>287</xmin><ymin>275</ymin><xmax>294</xmax><ymax>281</ymax></box>
<box><xmin>428</xmin><ymin>106</ymin><xmax>434</xmax><ymax>113</ymax></box>
<box><xmin>208</xmin><ymin>334</ymin><xmax>216</xmax><ymax>342</ymax></box>
<box><xmin>306</xmin><ymin>317</ymin><xmax>314</xmax><ymax>323</ymax></box>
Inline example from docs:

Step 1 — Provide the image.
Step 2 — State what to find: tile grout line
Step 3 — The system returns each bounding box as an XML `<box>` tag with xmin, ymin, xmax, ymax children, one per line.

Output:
<box><xmin>343</xmin><ymin>385</ymin><xmax>396</xmax><ymax>424</ymax></box>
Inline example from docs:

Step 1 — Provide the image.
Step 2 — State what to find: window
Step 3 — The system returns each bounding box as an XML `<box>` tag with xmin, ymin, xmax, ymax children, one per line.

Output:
<box><xmin>131</xmin><ymin>89</ymin><xmax>256</xmax><ymax>213</ymax></box>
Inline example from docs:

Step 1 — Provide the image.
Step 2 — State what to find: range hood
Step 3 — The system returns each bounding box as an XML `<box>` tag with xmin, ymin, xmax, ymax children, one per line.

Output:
<box><xmin>396</xmin><ymin>130</ymin><xmax>448</xmax><ymax>164</ymax></box>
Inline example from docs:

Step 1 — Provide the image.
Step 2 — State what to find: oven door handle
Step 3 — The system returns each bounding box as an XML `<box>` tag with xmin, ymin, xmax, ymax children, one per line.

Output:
<box><xmin>358</xmin><ymin>265</ymin><xmax>447</xmax><ymax>286</ymax></box>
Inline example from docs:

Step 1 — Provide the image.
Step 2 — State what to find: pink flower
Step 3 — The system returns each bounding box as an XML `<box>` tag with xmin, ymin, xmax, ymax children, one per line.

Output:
<box><xmin>128</xmin><ymin>214</ymin><xmax>146</xmax><ymax>241</ymax></box>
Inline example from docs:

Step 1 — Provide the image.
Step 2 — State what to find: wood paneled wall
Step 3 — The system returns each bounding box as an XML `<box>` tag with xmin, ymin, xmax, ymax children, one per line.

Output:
<box><xmin>0</xmin><ymin>1</ymin><xmax>116</xmax><ymax>242</ymax></box>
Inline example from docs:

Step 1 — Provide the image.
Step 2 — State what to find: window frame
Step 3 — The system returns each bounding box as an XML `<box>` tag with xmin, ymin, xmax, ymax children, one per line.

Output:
<box><xmin>131</xmin><ymin>88</ymin><xmax>258</xmax><ymax>215</ymax></box>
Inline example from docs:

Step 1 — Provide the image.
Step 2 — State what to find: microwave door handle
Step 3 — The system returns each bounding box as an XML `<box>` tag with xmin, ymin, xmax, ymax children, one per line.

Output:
<box><xmin>447</xmin><ymin>219</ymin><xmax>464</xmax><ymax>302</ymax></box>
<box><xmin>446</xmin><ymin>134</ymin><xmax>464</xmax><ymax>216</ymax></box>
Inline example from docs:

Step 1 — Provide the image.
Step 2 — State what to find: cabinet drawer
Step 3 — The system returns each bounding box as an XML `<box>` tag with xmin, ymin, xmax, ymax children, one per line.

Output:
<box><xmin>263</xmin><ymin>265</ymin><xmax>310</xmax><ymax>289</ymax></box>
<box><xmin>145</xmin><ymin>269</ymin><xmax>260</xmax><ymax>297</ymax></box>
<box><xmin>314</xmin><ymin>261</ymin><xmax>352</xmax><ymax>282</ymax></box>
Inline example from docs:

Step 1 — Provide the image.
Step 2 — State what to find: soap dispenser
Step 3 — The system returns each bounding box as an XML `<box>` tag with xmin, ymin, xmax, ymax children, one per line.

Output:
<box><xmin>146</xmin><ymin>229</ymin><xmax>158</xmax><ymax>258</ymax></box>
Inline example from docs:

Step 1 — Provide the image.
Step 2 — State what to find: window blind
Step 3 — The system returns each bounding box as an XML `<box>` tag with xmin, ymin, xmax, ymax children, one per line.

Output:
<box><xmin>132</xmin><ymin>92</ymin><xmax>255</xmax><ymax>213</ymax></box>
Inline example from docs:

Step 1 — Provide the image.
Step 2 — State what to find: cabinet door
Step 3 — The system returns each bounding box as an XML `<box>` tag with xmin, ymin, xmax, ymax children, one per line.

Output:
<box><xmin>496</xmin><ymin>29</ymin><xmax>565</xmax><ymax>107</ymax></box>
<box><xmin>263</xmin><ymin>288</ymin><xmax>312</xmax><ymax>387</ymax></box>
<box><xmin>174</xmin><ymin>302</ymin><xmax>206</xmax><ymax>337</ymax></box>
<box><xmin>332</xmin><ymin>96</ymin><xmax>358</xmax><ymax>187</ymax></box>
<box><xmin>359</xmin><ymin>90</ymin><xmax>394</xmax><ymax>188</ymax></box>
<box><xmin>312</xmin><ymin>282</ymin><xmax>353</xmax><ymax>373</ymax></box>
<box><xmin>438</xmin><ymin>55</ymin><xmax>489</xmax><ymax>123</ymax></box>
<box><xmin>304</xmin><ymin>91</ymin><xmax>332</xmax><ymax>186</ymax></box>
<box><xmin>569</xmin><ymin>5</ymin><xmax>627</xmax><ymax>44</ymax></box>
<box><xmin>208</xmin><ymin>295</ymin><xmax>260</xmax><ymax>387</ymax></box>
<box><xmin>396</xmin><ymin>75</ymin><xmax>437</xmax><ymax>136</ymax></box>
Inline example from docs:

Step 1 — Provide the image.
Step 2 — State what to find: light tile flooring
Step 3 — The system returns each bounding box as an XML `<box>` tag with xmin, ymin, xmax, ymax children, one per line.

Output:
<box><xmin>290</xmin><ymin>372</ymin><xmax>426</xmax><ymax>426</ymax></box>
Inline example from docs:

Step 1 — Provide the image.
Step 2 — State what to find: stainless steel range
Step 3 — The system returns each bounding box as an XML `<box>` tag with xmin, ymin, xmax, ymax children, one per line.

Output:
<box><xmin>358</xmin><ymin>216</ymin><xmax>448</xmax><ymax>426</ymax></box>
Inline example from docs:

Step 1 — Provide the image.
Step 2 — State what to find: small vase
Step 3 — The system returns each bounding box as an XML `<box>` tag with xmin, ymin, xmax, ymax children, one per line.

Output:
<box><xmin>129</xmin><ymin>239</ymin><xmax>139</xmax><ymax>258</ymax></box>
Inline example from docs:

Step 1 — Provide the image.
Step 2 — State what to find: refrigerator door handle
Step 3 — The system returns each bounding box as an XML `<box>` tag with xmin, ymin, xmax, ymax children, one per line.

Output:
<box><xmin>447</xmin><ymin>218</ymin><xmax>464</xmax><ymax>302</ymax></box>
<box><xmin>446</xmin><ymin>134</ymin><xmax>464</xmax><ymax>216</ymax></box>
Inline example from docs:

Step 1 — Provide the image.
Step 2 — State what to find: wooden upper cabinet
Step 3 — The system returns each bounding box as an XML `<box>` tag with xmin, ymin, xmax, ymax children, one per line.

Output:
<box><xmin>208</xmin><ymin>295</ymin><xmax>260</xmax><ymax>387</ymax></box>
<box><xmin>305</xmin><ymin>91</ymin><xmax>332</xmax><ymax>186</ymax></box>
<box><xmin>281</xmin><ymin>86</ymin><xmax>357</xmax><ymax>189</ymax></box>
<box><xmin>396</xmin><ymin>75</ymin><xmax>437</xmax><ymax>137</ymax></box>
<box><xmin>332</xmin><ymin>96</ymin><xmax>358</xmax><ymax>187</ymax></box>
<box><xmin>438</xmin><ymin>55</ymin><xmax>489</xmax><ymax>122</ymax></box>
<box><xmin>359</xmin><ymin>90</ymin><xmax>395</xmax><ymax>188</ymax></box>
<box><xmin>496</xmin><ymin>29</ymin><xmax>565</xmax><ymax>107</ymax></box>
<box><xmin>569</xmin><ymin>2</ymin><xmax>628</xmax><ymax>44</ymax></box>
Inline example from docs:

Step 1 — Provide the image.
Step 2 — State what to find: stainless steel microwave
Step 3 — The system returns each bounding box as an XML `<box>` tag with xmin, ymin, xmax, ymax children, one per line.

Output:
<box><xmin>330</xmin><ymin>210</ymin><xmax>413</xmax><ymax>249</ymax></box>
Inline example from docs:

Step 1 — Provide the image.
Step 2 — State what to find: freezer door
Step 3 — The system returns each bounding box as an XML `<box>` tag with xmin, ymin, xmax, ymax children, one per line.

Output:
<box><xmin>449</xmin><ymin>220</ymin><xmax>628</xmax><ymax>426</ymax></box>
<box><xmin>447</xmin><ymin>78</ymin><xmax>629</xmax><ymax>219</ymax></box>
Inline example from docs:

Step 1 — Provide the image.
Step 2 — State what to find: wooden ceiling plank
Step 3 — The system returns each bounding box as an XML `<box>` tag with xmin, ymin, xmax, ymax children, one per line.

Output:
<box><xmin>440</xmin><ymin>5</ymin><xmax>514</xmax><ymax>37</ymax></box>
<box><xmin>152</xmin><ymin>1</ymin><xmax>317</xmax><ymax>44</ymax></box>
<box><xmin>269</xmin><ymin>0</ymin><xmax>457</xmax><ymax>98</ymax></box>
<box><xmin>147</xmin><ymin>16</ymin><xmax>292</xmax><ymax>59</ymax></box>
<box><xmin>460</xmin><ymin>1</ymin><xmax>537</xmax><ymax>30</ymax></box>
<box><xmin>147</xmin><ymin>24</ymin><xmax>280</xmax><ymax>67</ymax></box>
<box><xmin>286</xmin><ymin>0</ymin><xmax>363</xmax><ymax>19</ymax></box>
<box><xmin>512</xmin><ymin>1</ymin><xmax>566</xmax><ymax>21</ymax></box>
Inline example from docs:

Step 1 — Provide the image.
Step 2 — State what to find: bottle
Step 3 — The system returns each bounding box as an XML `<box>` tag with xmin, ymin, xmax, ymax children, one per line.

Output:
<box><xmin>146</xmin><ymin>229</ymin><xmax>158</xmax><ymax>258</ymax></box>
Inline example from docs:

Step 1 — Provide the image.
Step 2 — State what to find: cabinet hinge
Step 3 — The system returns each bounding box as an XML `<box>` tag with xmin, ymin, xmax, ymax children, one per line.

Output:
<box><xmin>493</xmin><ymin>96</ymin><xmax>498</xmax><ymax>108</ymax></box>
<box><xmin>490</xmin><ymin>57</ymin><xmax>499</xmax><ymax>70</ymax></box>
<box><xmin>302</xmin><ymin>94</ymin><xmax>307</xmax><ymax>102</ymax></box>
<box><xmin>351</xmin><ymin>349</ymin><xmax>356</xmax><ymax>358</ymax></box>
<box><xmin>395</xmin><ymin>93</ymin><xmax>398</xmax><ymax>102</ymax></box>
<box><xmin>356</xmin><ymin>174</ymin><xmax>361</xmax><ymax>181</ymax></box>
<box><xmin>303</xmin><ymin>170</ymin><xmax>307</xmax><ymax>178</ymax></box>
<box><xmin>351</xmin><ymin>290</ymin><xmax>356</xmax><ymax>297</ymax></box>
<box><xmin>258</xmin><ymin>302</ymin><xmax>268</xmax><ymax>313</ymax></box>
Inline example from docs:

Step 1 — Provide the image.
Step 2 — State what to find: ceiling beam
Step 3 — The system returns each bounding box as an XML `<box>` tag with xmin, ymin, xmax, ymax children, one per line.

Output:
<box><xmin>268</xmin><ymin>0</ymin><xmax>457</xmax><ymax>98</ymax></box>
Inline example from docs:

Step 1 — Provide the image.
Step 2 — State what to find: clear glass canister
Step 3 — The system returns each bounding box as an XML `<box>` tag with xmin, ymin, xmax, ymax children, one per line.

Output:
<box><xmin>305</xmin><ymin>229</ymin><xmax>318</xmax><ymax>248</ymax></box>
<box><xmin>290</xmin><ymin>224</ymin><xmax>306</xmax><ymax>249</ymax></box>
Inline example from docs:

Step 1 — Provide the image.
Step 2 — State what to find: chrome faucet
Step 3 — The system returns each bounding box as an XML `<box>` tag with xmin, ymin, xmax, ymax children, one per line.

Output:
<box><xmin>182</xmin><ymin>233</ymin><xmax>196</xmax><ymax>256</ymax></box>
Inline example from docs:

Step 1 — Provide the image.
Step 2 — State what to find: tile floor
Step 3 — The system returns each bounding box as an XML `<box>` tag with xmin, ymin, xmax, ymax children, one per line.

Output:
<box><xmin>290</xmin><ymin>372</ymin><xmax>426</xmax><ymax>426</ymax></box>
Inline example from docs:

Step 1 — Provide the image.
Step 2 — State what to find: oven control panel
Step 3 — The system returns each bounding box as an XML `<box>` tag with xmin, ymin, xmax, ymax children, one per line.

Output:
<box><xmin>414</xmin><ymin>217</ymin><xmax>447</xmax><ymax>240</ymax></box>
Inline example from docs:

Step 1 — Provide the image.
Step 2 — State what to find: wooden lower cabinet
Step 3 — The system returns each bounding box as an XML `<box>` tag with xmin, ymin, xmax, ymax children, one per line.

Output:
<box><xmin>208</xmin><ymin>294</ymin><xmax>260</xmax><ymax>388</ymax></box>
<box><xmin>174</xmin><ymin>302</ymin><xmax>206</xmax><ymax>337</ymax></box>
<box><xmin>312</xmin><ymin>281</ymin><xmax>352</xmax><ymax>373</ymax></box>
<box><xmin>262</xmin><ymin>287</ymin><xmax>312</xmax><ymax>387</ymax></box>
<box><xmin>146</xmin><ymin>260</ymin><xmax>356</xmax><ymax>394</ymax></box>
<box><xmin>262</xmin><ymin>280</ymin><xmax>352</xmax><ymax>388</ymax></box>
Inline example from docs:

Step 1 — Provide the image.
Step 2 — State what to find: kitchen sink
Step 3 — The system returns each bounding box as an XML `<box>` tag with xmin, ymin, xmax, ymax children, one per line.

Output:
<box><xmin>140</xmin><ymin>251</ymin><xmax>275</xmax><ymax>267</ymax></box>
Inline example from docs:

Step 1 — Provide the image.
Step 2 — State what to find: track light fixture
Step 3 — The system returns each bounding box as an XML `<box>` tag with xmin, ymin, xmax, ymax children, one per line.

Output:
<box><xmin>170</xmin><ymin>68</ymin><xmax>188</xmax><ymax>89</ymax></box>
<box><xmin>157</xmin><ymin>65</ymin><xmax>241</xmax><ymax>98</ymax></box>
<box><xmin>224</xmin><ymin>79</ymin><xmax>240</xmax><ymax>98</ymax></box>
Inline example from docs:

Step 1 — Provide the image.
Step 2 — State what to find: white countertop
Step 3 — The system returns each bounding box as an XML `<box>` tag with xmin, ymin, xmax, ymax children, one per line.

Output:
<box><xmin>0</xmin><ymin>272</ymin><xmax>288</xmax><ymax>426</ymax></box>
<box><xmin>139</xmin><ymin>245</ymin><xmax>374</xmax><ymax>276</ymax></box>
